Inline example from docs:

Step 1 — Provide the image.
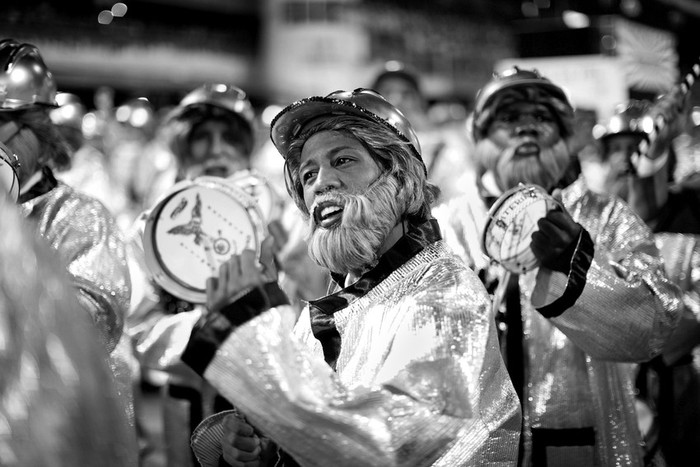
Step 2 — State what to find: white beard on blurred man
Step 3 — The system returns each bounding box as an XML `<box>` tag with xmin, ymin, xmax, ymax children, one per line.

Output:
<box><xmin>474</xmin><ymin>132</ymin><xmax>571</xmax><ymax>193</ymax></box>
<box><xmin>305</xmin><ymin>173</ymin><xmax>404</xmax><ymax>275</ymax></box>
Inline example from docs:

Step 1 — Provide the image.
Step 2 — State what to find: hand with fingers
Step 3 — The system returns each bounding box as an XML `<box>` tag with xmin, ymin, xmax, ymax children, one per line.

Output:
<box><xmin>530</xmin><ymin>190</ymin><xmax>584</xmax><ymax>274</ymax></box>
<box><xmin>219</xmin><ymin>413</ymin><xmax>273</xmax><ymax>467</ymax></box>
<box><xmin>207</xmin><ymin>236</ymin><xmax>280</xmax><ymax>314</ymax></box>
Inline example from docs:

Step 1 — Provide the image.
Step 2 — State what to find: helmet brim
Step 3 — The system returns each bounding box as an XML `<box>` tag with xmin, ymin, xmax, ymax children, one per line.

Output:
<box><xmin>475</xmin><ymin>79</ymin><xmax>571</xmax><ymax>116</ymax></box>
<box><xmin>270</xmin><ymin>94</ymin><xmax>422</xmax><ymax>161</ymax></box>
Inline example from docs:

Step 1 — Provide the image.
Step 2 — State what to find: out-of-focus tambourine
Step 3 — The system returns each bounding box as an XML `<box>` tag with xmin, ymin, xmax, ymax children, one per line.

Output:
<box><xmin>143</xmin><ymin>176</ymin><xmax>265</xmax><ymax>303</ymax></box>
<box><xmin>0</xmin><ymin>142</ymin><xmax>20</xmax><ymax>202</ymax></box>
<box><xmin>228</xmin><ymin>169</ymin><xmax>284</xmax><ymax>223</ymax></box>
<box><xmin>481</xmin><ymin>183</ymin><xmax>559</xmax><ymax>274</ymax></box>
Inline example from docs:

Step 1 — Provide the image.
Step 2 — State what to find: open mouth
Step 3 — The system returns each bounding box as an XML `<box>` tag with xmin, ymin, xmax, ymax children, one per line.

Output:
<box><xmin>313</xmin><ymin>201</ymin><xmax>344</xmax><ymax>229</ymax></box>
<box><xmin>202</xmin><ymin>164</ymin><xmax>233</xmax><ymax>178</ymax></box>
<box><xmin>514</xmin><ymin>142</ymin><xmax>540</xmax><ymax>157</ymax></box>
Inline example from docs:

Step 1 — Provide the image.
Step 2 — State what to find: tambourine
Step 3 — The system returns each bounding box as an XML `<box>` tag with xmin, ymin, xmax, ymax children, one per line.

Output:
<box><xmin>143</xmin><ymin>176</ymin><xmax>265</xmax><ymax>303</ymax></box>
<box><xmin>228</xmin><ymin>169</ymin><xmax>284</xmax><ymax>223</ymax></box>
<box><xmin>481</xmin><ymin>183</ymin><xmax>559</xmax><ymax>274</ymax></box>
<box><xmin>0</xmin><ymin>142</ymin><xmax>20</xmax><ymax>202</ymax></box>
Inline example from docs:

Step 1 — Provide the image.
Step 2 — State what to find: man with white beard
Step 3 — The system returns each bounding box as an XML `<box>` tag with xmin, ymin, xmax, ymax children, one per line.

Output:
<box><xmin>432</xmin><ymin>67</ymin><xmax>683</xmax><ymax>467</ymax></box>
<box><xmin>179</xmin><ymin>89</ymin><xmax>521</xmax><ymax>466</ymax></box>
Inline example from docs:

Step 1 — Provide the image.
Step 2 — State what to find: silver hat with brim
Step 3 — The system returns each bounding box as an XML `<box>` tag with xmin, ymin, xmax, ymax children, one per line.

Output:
<box><xmin>270</xmin><ymin>88</ymin><xmax>423</xmax><ymax>167</ymax></box>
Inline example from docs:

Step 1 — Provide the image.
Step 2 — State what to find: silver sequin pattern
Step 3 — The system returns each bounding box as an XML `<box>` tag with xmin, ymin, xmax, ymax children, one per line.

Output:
<box><xmin>21</xmin><ymin>181</ymin><xmax>135</xmax><ymax>425</ymax></box>
<box><xmin>0</xmin><ymin>194</ymin><xmax>137</xmax><ymax>466</ymax></box>
<box><xmin>434</xmin><ymin>176</ymin><xmax>683</xmax><ymax>467</ymax></box>
<box><xmin>204</xmin><ymin>241</ymin><xmax>521</xmax><ymax>466</ymax></box>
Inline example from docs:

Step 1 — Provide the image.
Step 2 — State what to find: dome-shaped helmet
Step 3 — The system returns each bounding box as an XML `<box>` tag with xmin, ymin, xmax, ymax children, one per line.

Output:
<box><xmin>472</xmin><ymin>66</ymin><xmax>574</xmax><ymax>141</ymax></box>
<box><xmin>371</xmin><ymin>60</ymin><xmax>421</xmax><ymax>95</ymax></box>
<box><xmin>593</xmin><ymin>100</ymin><xmax>653</xmax><ymax>141</ymax></box>
<box><xmin>50</xmin><ymin>93</ymin><xmax>87</xmax><ymax>131</ymax></box>
<box><xmin>0</xmin><ymin>39</ymin><xmax>57</xmax><ymax>111</ymax></box>
<box><xmin>271</xmin><ymin>87</ymin><xmax>423</xmax><ymax>164</ymax></box>
<box><xmin>165</xmin><ymin>83</ymin><xmax>255</xmax><ymax>134</ymax></box>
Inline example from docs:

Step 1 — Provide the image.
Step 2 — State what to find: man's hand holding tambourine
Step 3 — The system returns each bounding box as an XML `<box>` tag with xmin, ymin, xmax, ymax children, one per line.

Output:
<box><xmin>530</xmin><ymin>191</ymin><xmax>584</xmax><ymax>275</ymax></box>
<box><xmin>206</xmin><ymin>235</ymin><xmax>285</xmax><ymax>316</ymax></box>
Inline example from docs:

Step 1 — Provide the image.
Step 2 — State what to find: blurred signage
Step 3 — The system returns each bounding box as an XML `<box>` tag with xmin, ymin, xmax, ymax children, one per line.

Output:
<box><xmin>495</xmin><ymin>55</ymin><xmax>628</xmax><ymax>120</ymax></box>
<box><xmin>614</xmin><ymin>16</ymin><xmax>679</xmax><ymax>93</ymax></box>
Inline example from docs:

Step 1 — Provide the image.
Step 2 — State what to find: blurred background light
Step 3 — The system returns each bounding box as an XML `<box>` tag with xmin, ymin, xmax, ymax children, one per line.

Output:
<box><xmin>261</xmin><ymin>105</ymin><xmax>284</xmax><ymax>127</ymax></box>
<box><xmin>111</xmin><ymin>3</ymin><xmax>128</xmax><ymax>18</ymax></box>
<box><xmin>98</xmin><ymin>10</ymin><xmax>113</xmax><ymax>25</ymax></box>
<box><xmin>562</xmin><ymin>10</ymin><xmax>590</xmax><ymax>28</ymax></box>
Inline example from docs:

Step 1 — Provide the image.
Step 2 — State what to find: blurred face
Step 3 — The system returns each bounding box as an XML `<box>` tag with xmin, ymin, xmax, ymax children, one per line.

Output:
<box><xmin>0</xmin><ymin>115</ymin><xmax>42</xmax><ymax>184</ymax></box>
<box><xmin>580</xmin><ymin>133</ymin><xmax>643</xmax><ymax>198</ymax></box>
<box><xmin>375</xmin><ymin>77</ymin><xmax>424</xmax><ymax>121</ymax></box>
<box><xmin>182</xmin><ymin>118</ymin><xmax>249</xmax><ymax>179</ymax></box>
<box><xmin>299</xmin><ymin>130</ymin><xmax>402</xmax><ymax>275</ymax></box>
<box><xmin>476</xmin><ymin>101</ymin><xmax>570</xmax><ymax>191</ymax></box>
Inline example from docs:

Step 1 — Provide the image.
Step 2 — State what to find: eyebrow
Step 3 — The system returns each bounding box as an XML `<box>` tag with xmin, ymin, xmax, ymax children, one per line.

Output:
<box><xmin>299</xmin><ymin>145</ymin><xmax>357</xmax><ymax>173</ymax></box>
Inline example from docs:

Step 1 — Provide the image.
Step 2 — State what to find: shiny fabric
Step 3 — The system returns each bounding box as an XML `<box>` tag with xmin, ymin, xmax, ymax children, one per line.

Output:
<box><xmin>434</xmin><ymin>176</ymin><xmax>683</xmax><ymax>466</ymax></box>
<box><xmin>200</xmin><ymin>232</ymin><xmax>521</xmax><ymax>466</ymax></box>
<box><xmin>0</xmin><ymin>193</ymin><xmax>137</xmax><ymax>466</ymax></box>
<box><xmin>649</xmin><ymin>233</ymin><xmax>700</xmax><ymax>464</ymax></box>
<box><xmin>20</xmin><ymin>178</ymin><xmax>135</xmax><ymax>425</ymax></box>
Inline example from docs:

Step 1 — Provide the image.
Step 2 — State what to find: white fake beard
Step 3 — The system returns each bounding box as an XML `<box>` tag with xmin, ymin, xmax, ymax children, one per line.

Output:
<box><xmin>475</xmin><ymin>138</ymin><xmax>570</xmax><ymax>192</ymax></box>
<box><xmin>305</xmin><ymin>174</ymin><xmax>404</xmax><ymax>276</ymax></box>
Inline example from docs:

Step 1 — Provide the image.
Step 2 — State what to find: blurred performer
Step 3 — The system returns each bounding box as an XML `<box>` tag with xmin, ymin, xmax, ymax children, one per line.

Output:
<box><xmin>127</xmin><ymin>83</ymin><xmax>326</xmax><ymax>467</ymax></box>
<box><xmin>672</xmin><ymin>105</ymin><xmax>700</xmax><ymax>188</ymax></box>
<box><xmin>0</xmin><ymin>38</ymin><xmax>134</xmax><ymax>433</ymax></box>
<box><xmin>0</xmin><ymin>187</ymin><xmax>136</xmax><ymax>467</ymax></box>
<box><xmin>182</xmin><ymin>89</ymin><xmax>521</xmax><ymax>466</ymax></box>
<box><xmin>126</xmin><ymin>83</ymin><xmax>257</xmax><ymax>467</ymax></box>
<box><xmin>583</xmin><ymin>97</ymin><xmax>700</xmax><ymax>466</ymax></box>
<box><xmin>371</xmin><ymin>60</ymin><xmax>476</xmax><ymax>202</ymax></box>
<box><xmin>432</xmin><ymin>67</ymin><xmax>683</xmax><ymax>466</ymax></box>
<box><xmin>583</xmin><ymin>97</ymin><xmax>700</xmax><ymax>233</ymax></box>
<box><xmin>105</xmin><ymin>97</ymin><xmax>160</xmax><ymax>230</ymax></box>
<box><xmin>50</xmin><ymin>92</ymin><xmax>129</xmax><ymax>219</ymax></box>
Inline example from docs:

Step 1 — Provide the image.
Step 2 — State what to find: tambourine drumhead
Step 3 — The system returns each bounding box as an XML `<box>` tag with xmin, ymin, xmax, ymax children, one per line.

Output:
<box><xmin>482</xmin><ymin>184</ymin><xmax>558</xmax><ymax>274</ymax></box>
<box><xmin>228</xmin><ymin>170</ymin><xmax>283</xmax><ymax>223</ymax></box>
<box><xmin>0</xmin><ymin>142</ymin><xmax>19</xmax><ymax>202</ymax></box>
<box><xmin>143</xmin><ymin>176</ymin><xmax>265</xmax><ymax>303</ymax></box>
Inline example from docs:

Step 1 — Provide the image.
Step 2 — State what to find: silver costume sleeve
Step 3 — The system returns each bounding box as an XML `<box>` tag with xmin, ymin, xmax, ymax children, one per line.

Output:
<box><xmin>36</xmin><ymin>186</ymin><xmax>132</xmax><ymax>354</ymax></box>
<box><xmin>655</xmin><ymin>233</ymin><xmax>700</xmax><ymax>318</ymax></box>
<box><xmin>201</xmin><ymin>263</ymin><xmax>519</xmax><ymax>466</ymax></box>
<box><xmin>533</xmin><ymin>194</ymin><xmax>683</xmax><ymax>362</ymax></box>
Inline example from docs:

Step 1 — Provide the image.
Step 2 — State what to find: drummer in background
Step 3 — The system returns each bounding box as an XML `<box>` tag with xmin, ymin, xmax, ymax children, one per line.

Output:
<box><xmin>180</xmin><ymin>88</ymin><xmax>521</xmax><ymax>466</ymax></box>
<box><xmin>125</xmin><ymin>83</ymin><xmax>326</xmax><ymax>467</ymax></box>
<box><xmin>581</xmin><ymin>96</ymin><xmax>700</xmax><ymax>466</ymax></box>
<box><xmin>431</xmin><ymin>67</ymin><xmax>683</xmax><ymax>466</ymax></box>
<box><xmin>0</xmin><ymin>39</ymin><xmax>136</xmax><ymax>451</ymax></box>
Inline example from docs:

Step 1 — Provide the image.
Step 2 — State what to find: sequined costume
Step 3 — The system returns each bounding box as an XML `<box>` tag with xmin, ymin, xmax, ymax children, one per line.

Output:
<box><xmin>637</xmin><ymin>233</ymin><xmax>700</xmax><ymax>465</ymax></box>
<box><xmin>0</xmin><ymin>189</ymin><xmax>137</xmax><ymax>466</ymax></box>
<box><xmin>183</xmin><ymin>217</ymin><xmax>521</xmax><ymax>466</ymax></box>
<box><xmin>20</xmin><ymin>168</ymin><xmax>134</xmax><ymax>425</ymax></box>
<box><xmin>433</xmin><ymin>176</ymin><xmax>682</xmax><ymax>466</ymax></box>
